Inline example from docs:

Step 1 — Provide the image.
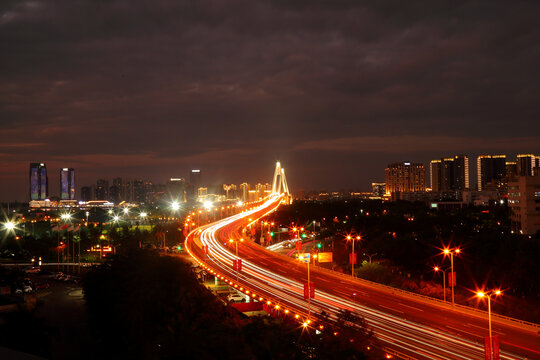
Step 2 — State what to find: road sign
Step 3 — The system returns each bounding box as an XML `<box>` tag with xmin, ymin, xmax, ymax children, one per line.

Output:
<box><xmin>233</xmin><ymin>259</ymin><xmax>242</xmax><ymax>271</ymax></box>
<box><xmin>318</xmin><ymin>252</ymin><xmax>333</xmax><ymax>263</ymax></box>
<box><xmin>298</xmin><ymin>253</ymin><xmax>310</xmax><ymax>263</ymax></box>
<box><xmin>484</xmin><ymin>335</ymin><xmax>500</xmax><ymax>360</ymax></box>
<box><xmin>304</xmin><ymin>281</ymin><xmax>315</xmax><ymax>300</ymax></box>
<box><xmin>349</xmin><ymin>253</ymin><xmax>357</xmax><ymax>265</ymax></box>
<box><xmin>448</xmin><ymin>272</ymin><xmax>456</xmax><ymax>287</ymax></box>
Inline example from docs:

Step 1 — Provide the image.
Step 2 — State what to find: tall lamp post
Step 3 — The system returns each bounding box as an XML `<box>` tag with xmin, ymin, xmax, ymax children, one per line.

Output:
<box><xmin>346</xmin><ymin>235</ymin><xmax>361</xmax><ymax>277</ymax></box>
<box><xmin>363</xmin><ymin>252</ymin><xmax>377</xmax><ymax>264</ymax></box>
<box><xmin>443</xmin><ymin>247</ymin><xmax>460</xmax><ymax>306</ymax></box>
<box><xmin>477</xmin><ymin>289</ymin><xmax>502</xmax><ymax>360</ymax></box>
<box><xmin>61</xmin><ymin>213</ymin><xmax>72</xmax><ymax>271</ymax></box>
<box><xmin>229</xmin><ymin>238</ymin><xmax>244</xmax><ymax>282</ymax></box>
<box><xmin>298</xmin><ymin>253</ymin><xmax>313</xmax><ymax>320</ymax></box>
<box><xmin>433</xmin><ymin>266</ymin><xmax>450</xmax><ymax>302</ymax></box>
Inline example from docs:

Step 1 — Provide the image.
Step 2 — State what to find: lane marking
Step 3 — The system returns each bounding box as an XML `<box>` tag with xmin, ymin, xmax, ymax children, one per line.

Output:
<box><xmin>397</xmin><ymin>302</ymin><xmax>425</xmax><ymax>312</ymax></box>
<box><xmin>446</xmin><ymin>325</ymin><xmax>482</xmax><ymax>339</ymax></box>
<box><xmin>379</xmin><ymin>304</ymin><xmax>404</xmax><ymax>314</ymax></box>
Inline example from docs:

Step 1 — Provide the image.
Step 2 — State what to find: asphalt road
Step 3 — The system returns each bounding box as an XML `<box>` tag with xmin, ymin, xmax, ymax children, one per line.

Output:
<box><xmin>186</xmin><ymin>196</ymin><xmax>540</xmax><ymax>359</ymax></box>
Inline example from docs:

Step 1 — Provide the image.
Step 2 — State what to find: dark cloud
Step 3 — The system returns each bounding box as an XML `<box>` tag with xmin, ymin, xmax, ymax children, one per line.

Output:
<box><xmin>1</xmin><ymin>0</ymin><xmax>540</xmax><ymax>200</ymax></box>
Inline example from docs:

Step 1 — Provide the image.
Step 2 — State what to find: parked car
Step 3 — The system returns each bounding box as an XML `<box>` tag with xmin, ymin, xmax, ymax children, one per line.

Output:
<box><xmin>227</xmin><ymin>292</ymin><xmax>246</xmax><ymax>303</ymax></box>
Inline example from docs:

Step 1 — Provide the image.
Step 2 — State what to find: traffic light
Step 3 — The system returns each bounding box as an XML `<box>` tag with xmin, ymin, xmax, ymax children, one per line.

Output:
<box><xmin>317</xmin><ymin>242</ymin><xmax>322</xmax><ymax>249</ymax></box>
<box><xmin>301</xmin><ymin>233</ymin><xmax>307</xmax><ymax>239</ymax></box>
<box><xmin>270</xmin><ymin>231</ymin><xmax>274</xmax><ymax>237</ymax></box>
<box><xmin>177</xmin><ymin>245</ymin><xmax>182</xmax><ymax>251</ymax></box>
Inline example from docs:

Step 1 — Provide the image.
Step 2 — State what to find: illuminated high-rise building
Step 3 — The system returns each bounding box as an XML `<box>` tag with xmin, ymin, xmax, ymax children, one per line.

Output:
<box><xmin>453</xmin><ymin>155</ymin><xmax>469</xmax><ymax>190</ymax></box>
<box><xmin>29</xmin><ymin>163</ymin><xmax>48</xmax><ymax>200</ymax></box>
<box><xmin>477</xmin><ymin>155</ymin><xmax>506</xmax><ymax>190</ymax></box>
<box><xmin>190</xmin><ymin>169</ymin><xmax>202</xmax><ymax>188</ymax></box>
<box><xmin>441</xmin><ymin>158</ymin><xmax>454</xmax><ymax>191</ymax></box>
<box><xmin>60</xmin><ymin>168</ymin><xmax>75</xmax><ymax>200</ymax></box>
<box><xmin>430</xmin><ymin>155</ymin><xmax>468</xmax><ymax>191</ymax></box>
<box><xmin>517</xmin><ymin>154</ymin><xmax>536</xmax><ymax>176</ymax></box>
<box><xmin>385</xmin><ymin>162</ymin><xmax>426</xmax><ymax>194</ymax></box>
<box><xmin>371</xmin><ymin>183</ymin><xmax>386</xmax><ymax>197</ymax></box>
<box><xmin>429</xmin><ymin>160</ymin><xmax>441</xmax><ymax>192</ymax></box>
<box><xmin>239</xmin><ymin>183</ymin><xmax>250</xmax><ymax>202</ymax></box>
<box><xmin>167</xmin><ymin>178</ymin><xmax>186</xmax><ymax>202</ymax></box>
<box><xmin>506</xmin><ymin>162</ymin><xmax>517</xmax><ymax>179</ymax></box>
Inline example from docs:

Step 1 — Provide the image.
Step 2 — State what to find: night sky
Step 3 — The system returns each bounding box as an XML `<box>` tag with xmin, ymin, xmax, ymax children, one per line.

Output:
<box><xmin>2</xmin><ymin>0</ymin><xmax>540</xmax><ymax>201</ymax></box>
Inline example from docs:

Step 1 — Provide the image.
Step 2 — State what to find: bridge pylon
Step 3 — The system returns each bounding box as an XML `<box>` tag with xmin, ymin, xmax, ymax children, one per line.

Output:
<box><xmin>271</xmin><ymin>161</ymin><xmax>292</xmax><ymax>204</ymax></box>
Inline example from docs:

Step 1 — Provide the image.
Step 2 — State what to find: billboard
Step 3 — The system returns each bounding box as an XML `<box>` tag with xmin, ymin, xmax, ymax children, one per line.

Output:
<box><xmin>318</xmin><ymin>252</ymin><xmax>333</xmax><ymax>263</ymax></box>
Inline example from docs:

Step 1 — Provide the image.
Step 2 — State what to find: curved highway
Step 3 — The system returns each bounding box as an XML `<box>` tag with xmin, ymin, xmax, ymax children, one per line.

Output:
<box><xmin>185</xmin><ymin>195</ymin><xmax>540</xmax><ymax>360</ymax></box>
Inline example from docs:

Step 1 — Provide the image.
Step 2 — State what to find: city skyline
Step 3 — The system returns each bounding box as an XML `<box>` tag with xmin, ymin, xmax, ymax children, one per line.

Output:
<box><xmin>14</xmin><ymin>152</ymin><xmax>538</xmax><ymax>202</ymax></box>
<box><xmin>2</xmin><ymin>1</ymin><xmax>540</xmax><ymax>201</ymax></box>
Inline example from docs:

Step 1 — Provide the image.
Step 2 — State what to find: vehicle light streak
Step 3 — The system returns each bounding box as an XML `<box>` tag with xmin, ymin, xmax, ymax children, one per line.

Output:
<box><xmin>185</xmin><ymin>194</ymin><xmax>531</xmax><ymax>360</ymax></box>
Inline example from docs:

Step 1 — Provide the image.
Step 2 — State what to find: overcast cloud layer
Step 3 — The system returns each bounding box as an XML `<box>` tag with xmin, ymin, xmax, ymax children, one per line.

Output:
<box><xmin>1</xmin><ymin>0</ymin><xmax>540</xmax><ymax>200</ymax></box>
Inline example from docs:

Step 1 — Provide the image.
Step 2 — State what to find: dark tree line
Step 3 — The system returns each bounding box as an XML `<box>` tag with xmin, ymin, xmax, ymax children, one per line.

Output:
<box><xmin>82</xmin><ymin>249</ymin><xmax>377</xmax><ymax>359</ymax></box>
<box><xmin>274</xmin><ymin>200</ymin><xmax>540</xmax><ymax>323</ymax></box>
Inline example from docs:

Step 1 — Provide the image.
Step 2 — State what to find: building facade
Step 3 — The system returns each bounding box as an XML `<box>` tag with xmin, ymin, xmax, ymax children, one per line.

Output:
<box><xmin>372</xmin><ymin>182</ymin><xmax>386</xmax><ymax>197</ymax></box>
<box><xmin>29</xmin><ymin>163</ymin><xmax>48</xmax><ymax>200</ymax></box>
<box><xmin>60</xmin><ymin>168</ymin><xmax>75</xmax><ymax>200</ymax></box>
<box><xmin>517</xmin><ymin>154</ymin><xmax>536</xmax><ymax>176</ymax></box>
<box><xmin>385</xmin><ymin>162</ymin><xmax>426</xmax><ymax>194</ymax></box>
<box><xmin>477</xmin><ymin>155</ymin><xmax>507</xmax><ymax>191</ymax></box>
<box><xmin>508</xmin><ymin>175</ymin><xmax>540</xmax><ymax>235</ymax></box>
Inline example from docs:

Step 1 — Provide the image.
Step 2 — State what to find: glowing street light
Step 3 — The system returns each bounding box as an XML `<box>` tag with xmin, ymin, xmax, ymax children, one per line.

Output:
<box><xmin>433</xmin><ymin>266</ymin><xmax>451</xmax><ymax>302</ymax></box>
<box><xmin>476</xmin><ymin>289</ymin><xmax>502</xmax><ymax>360</ymax></box>
<box><xmin>298</xmin><ymin>253</ymin><xmax>314</xmax><ymax>320</ymax></box>
<box><xmin>171</xmin><ymin>201</ymin><xmax>180</xmax><ymax>211</ymax></box>
<box><xmin>123</xmin><ymin>207</ymin><xmax>129</xmax><ymax>215</ymax></box>
<box><xmin>442</xmin><ymin>247</ymin><xmax>461</xmax><ymax>306</ymax></box>
<box><xmin>140</xmin><ymin>212</ymin><xmax>147</xmax><ymax>218</ymax></box>
<box><xmin>113</xmin><ymin>215</ymin><xmax>120</xmax><ymax>222</ymax></box>
<box><xmin>346</xmin><ymin>234</ymin><xmax>361</xmax><ymax>277</ymax></box>
<box><xmin>203</xmin><ymin>200</ymin><xmax>213</xmax><ymax>210</ymax></box>
<box><xmin>3</xmin><ymin>221</ymin><xmax>16</xmax><ymax>234</ymax></box>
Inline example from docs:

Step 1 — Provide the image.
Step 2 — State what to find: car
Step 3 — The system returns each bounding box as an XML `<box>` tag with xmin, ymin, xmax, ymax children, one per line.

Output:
<box><xmin>34</xmin><ymin>282</ymin><xmax>51</xmax><ymax>290</ymax></box>
<box><xmin>227</xmin><ymin>292</ymin><xmax>246</xmax><ymax>303</ymax></box>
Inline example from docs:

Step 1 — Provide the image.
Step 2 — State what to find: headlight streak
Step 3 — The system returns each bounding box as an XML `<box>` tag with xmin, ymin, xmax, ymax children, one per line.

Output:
<box><xmin>186</xmin><ymin>196</ymin><xmax>524</xmax><ymax>360</ymax></box>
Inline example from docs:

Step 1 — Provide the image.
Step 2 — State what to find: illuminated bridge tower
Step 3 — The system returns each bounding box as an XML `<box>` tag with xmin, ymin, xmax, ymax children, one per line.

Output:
<box><xmin>271</xmin><ymin>162</ymin><xmax>292</xmax><ymax>204</ymax></box>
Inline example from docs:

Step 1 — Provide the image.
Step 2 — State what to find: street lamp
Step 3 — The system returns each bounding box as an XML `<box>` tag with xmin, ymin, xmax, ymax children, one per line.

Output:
<box><xmin>442</xmin><ymin>247</ymin><xmax>461</xmax><ymax>306</ymax></box>
<box><xmin>171</xmin><ymin>201</ymin><xmax>180</xmax><ymax>211</ymax></box>
<box><xmin>60</xmin><ymin>213</ymin><xmax>72</xmax><ymax>271</ymax></box>
<box><xmin>476</xmin><ymin>289</ymin><xmax>502</xmax><ymax>360</ymax></box>
<box><xmin>363</xmin><ymin>252</ymin><xmax>377</xmax><ymax>264</ymax></box>
<box><xmin>3</xmin><ymin>221</ymin><xmax>16</xmax><ymax>232</ymax></box>
<box><xmin>433</xmin><ymin>266</ymin><xmax>450</xmax><ymax>302</ymax></box>
<box><xmin>346</xmin><ymin>234</ymin><xmax>361</xmax><ymax>277</ymax></box>
<box><xmin>229</xmin><ymin>238</ymin><xmax>244</xmax><ymax>281</ymax></box>
<box><xmin>298</xmin><ymin>253</ymin><xmax>313</xmax><ymax>320</ymax></box>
